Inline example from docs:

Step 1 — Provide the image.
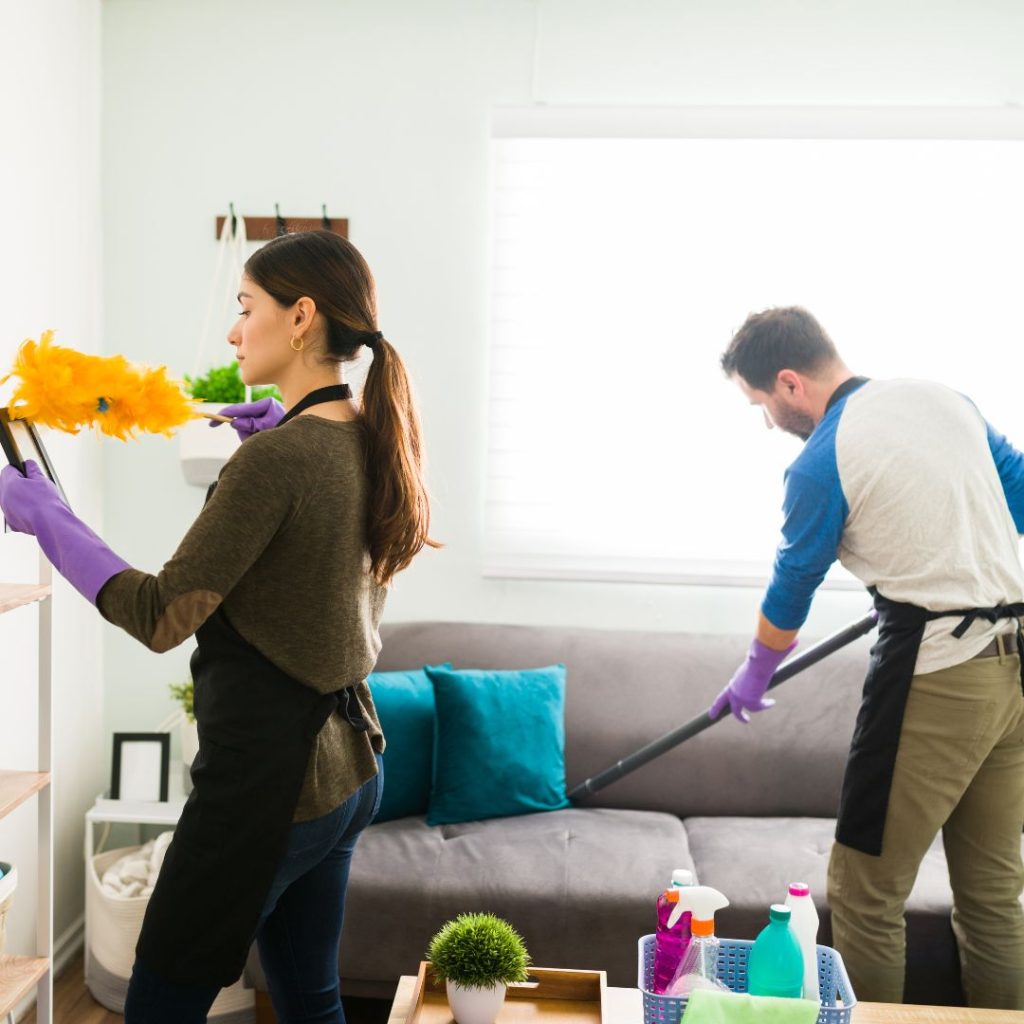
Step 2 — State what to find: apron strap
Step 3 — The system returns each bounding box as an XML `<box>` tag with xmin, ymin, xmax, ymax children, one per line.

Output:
<box><xmin>924</xmin><ymin>602</ymin><xmax>1024</xmax><ymax>638</ymax></box>
<box><xmin>337</xmin><ymin>685</ymin><xmax>370</xmax><ymax>732</ymax></box>
<box><xmin>275</xmin><ymin>384</ymin><xmax>353</xmax><ymax>428</ymax></box>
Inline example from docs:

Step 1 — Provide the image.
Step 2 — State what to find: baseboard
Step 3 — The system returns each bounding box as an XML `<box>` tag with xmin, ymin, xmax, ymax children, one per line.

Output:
<box><xmin>54</xmin><ymin>913</ymin><xmax>85</xmax><ymax>978</ymax></box>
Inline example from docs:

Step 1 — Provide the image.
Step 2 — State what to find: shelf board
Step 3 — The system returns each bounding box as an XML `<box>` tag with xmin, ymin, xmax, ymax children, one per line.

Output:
<box><xmin>0</xmin><ymin>772</ymin><xmax>50</xmax><ymax>823</ymax></box>
<box><xmin>0</xmin><ymin>955</ymin><xmax>49</xmax><ymax>1016</ymax></box>
<box><xmin>0</xmin><ymin>583</ymin><xmax>51</xmax><ymax>615</ymax></box>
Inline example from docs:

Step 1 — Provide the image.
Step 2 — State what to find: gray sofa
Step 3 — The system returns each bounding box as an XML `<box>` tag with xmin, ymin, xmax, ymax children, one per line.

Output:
<box><xmin>247</xmin><ymin>621</ymin><xmax>992</xmax><ymax>1006</ymax></box>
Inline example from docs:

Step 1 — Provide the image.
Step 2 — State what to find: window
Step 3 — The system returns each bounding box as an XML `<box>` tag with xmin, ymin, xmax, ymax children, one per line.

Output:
<box><xmin>485</xmin><ymin>108</ymin><xmax>1024</xmax><ymax>584</ymax></box>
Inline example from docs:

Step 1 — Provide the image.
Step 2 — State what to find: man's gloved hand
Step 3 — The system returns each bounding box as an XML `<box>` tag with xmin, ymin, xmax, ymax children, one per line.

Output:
<box><xmin>0</xmin><ymin>460</ymin><xmax>132</xmax><ymax>605</ymax></box>
<box><xmin>211</xmin><ymin>397</ymin><xmax>285</xmax><ymax>441</ymax></box>
<box><xmin>709</xmin><ymin>637</ymin><xmax>798</xmax><ymax>724</ymax></box>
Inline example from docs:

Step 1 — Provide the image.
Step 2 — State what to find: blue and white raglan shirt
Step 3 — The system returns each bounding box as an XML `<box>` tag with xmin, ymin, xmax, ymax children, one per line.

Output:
<box><xmin>762</xmin><ymin>378</ymin><xmax>1024</xmax><ymax>675</ymax></box>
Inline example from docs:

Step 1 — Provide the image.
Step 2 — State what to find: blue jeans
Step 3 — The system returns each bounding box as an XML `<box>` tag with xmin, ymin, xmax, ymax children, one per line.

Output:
<box><xmin>124</xmin><ymin>754</ymin><xmax>383</xmax><ymax>1023</ymax></box>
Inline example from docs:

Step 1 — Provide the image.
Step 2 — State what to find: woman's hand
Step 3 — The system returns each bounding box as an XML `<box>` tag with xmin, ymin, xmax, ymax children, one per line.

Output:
<box><xmin>211</xmin><ymin>397</ymin><xmax>285</xmax><ymax>441</ymax></box>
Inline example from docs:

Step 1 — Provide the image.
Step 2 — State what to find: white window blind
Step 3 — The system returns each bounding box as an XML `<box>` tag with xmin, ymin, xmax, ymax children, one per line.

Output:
<box><xmin>485</xmin><ymin>111</ymin><xmax>1024</xmax><ymax>585</ymax></box>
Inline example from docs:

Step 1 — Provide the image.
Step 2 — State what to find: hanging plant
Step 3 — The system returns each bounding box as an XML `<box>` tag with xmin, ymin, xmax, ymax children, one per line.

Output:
<box><xmin>183</xmin><ymin>362</ymin><xmax>282</xmax><ymax>404</ymax></box>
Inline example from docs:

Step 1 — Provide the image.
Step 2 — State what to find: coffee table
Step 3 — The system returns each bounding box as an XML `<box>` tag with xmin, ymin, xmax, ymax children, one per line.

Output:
<box><xmin>386</xmin><ymin>976</ymin><xmax>1022</xmax><ymax>1024</ymax></box>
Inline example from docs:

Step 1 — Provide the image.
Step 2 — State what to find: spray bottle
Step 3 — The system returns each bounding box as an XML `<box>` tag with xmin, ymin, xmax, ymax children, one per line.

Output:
<box><xmin>652</xmin><ymin>868</ymin><xmax>694</xmax><ymax>993</ymax></box>
<box><xmin>665</xmin><ymin>885</ymin><xmax>730</xmax><ymax>996</ymax></box>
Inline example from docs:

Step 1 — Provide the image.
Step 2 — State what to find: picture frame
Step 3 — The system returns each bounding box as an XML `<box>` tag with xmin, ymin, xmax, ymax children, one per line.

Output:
<box><xmin>110</xmin><ymin>732</ymin><xmax>171</xmax><ymax>802</ymax></box>
<box><xmin>0</xmin><ymin>407</ymin><xmax>69</xmax><ymax>504</ymax></box>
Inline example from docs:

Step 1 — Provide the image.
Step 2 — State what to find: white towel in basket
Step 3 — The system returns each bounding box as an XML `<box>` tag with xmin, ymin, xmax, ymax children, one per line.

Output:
<box><xmin>100</xmin><ymin>831</ymin><xmax>174</xmax><ymax>898</ymax></box>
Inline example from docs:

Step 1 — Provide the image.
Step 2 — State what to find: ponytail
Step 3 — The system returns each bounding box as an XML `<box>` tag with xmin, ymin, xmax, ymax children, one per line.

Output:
<box><xmin>360</xmin><ymin>338</ymin><xmax>439</xmax><ymax>584</ymax></box>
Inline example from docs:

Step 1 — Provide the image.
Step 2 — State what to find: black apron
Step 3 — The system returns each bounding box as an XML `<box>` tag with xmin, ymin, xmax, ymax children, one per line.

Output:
<box><xmin>835</xmin><ymin>589</ymin><xmax>1024</xmax><ymax>857</ymax></box>
<box><xmin>136</xmin><ymin>384</ymin><xmax>372</xmax><ymax>988</ymax></box>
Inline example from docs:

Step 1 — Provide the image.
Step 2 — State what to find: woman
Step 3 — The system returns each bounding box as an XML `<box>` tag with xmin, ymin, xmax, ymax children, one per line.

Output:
<box><xmin>0</xmin><ymin>231</ymin><xmax>435</xmax><ymax>1022</ymax></box>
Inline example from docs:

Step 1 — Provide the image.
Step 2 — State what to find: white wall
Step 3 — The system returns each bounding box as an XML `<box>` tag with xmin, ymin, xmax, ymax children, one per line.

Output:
<box><xmin>0</xmin><ymin>0</ymin><xmax>104</xmax><ymax>987</ymax></box>
<box><xmin>99</xmin><ymin>0</ymin><xmax>1024</xmax><ymax>734</ymax></box>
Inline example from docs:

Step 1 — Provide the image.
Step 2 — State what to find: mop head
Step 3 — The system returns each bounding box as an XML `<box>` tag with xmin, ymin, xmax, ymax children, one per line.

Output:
<box><xmin>0</xmin><ymin>331</ymin><xmax>201</xmax><ymax>439</ymax></box>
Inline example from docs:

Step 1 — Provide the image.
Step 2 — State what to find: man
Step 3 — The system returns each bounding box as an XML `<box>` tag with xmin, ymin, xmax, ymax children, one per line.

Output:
<box><xmin>712</xmin><ymin>306</ymin><xmax>1024</xmax><ymax>1008</ymax></box>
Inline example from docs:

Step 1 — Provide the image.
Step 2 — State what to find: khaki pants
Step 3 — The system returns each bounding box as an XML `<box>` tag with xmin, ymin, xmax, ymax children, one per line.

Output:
<box><xmin>827</xmin><ymin>648</ymin><xmax>1024</xmax><ymax>1008</ymax></box>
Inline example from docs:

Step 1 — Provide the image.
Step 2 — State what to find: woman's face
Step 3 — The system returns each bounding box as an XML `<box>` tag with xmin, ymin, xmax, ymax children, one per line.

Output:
<box><xmin>227</xmin><ymin>276</ymin><xmax>294</xmax><ymax>388</ymax></box>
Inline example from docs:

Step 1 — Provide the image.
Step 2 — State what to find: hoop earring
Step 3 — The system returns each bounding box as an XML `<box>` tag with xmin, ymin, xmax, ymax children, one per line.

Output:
<box><xmin>290</xmin><ymin>336</ymin><xmax>304</xmax><ymax>352</ymax></box>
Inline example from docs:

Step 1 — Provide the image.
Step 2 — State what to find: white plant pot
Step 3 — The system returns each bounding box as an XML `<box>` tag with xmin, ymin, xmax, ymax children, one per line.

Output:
<box><xmin>180</xmin><ymin>718</ymin><xmax>199</xmax><ymax>795</ymax></box>
<box><xmin>180</xmin><ymin>718</ymin><xmax>199</xmax><ymax>767</ymax></box>
<box><xmin>445</xmin><ymin>981</ymin><xmax>507</xmax><ymax>1024</ymax></box>
<box><xmin>178</xmin><ymin>402</ymin><xmax>240</xmax><ymax>486</ymax></box>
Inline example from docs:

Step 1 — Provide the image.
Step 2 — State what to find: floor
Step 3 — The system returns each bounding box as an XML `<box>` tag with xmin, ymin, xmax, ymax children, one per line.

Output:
<box><xmin>20</xmin><ymin>951</ymin><xmax>394</xmax><ymax>1024</ymax></box>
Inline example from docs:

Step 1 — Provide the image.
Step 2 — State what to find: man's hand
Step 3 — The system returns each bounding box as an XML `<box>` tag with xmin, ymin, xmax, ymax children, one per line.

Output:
<box><xmin>709</xmin><ymin>636</ymin><xmax>798</xmax><ymax>724</ymax></box>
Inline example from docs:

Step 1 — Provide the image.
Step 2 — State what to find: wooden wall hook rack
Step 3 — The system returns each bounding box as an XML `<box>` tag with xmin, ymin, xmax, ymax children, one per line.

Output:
<box><xmin>214</xmin><ymin>215</ymin><xmax>349</xmax><ymax>241</ymax></box>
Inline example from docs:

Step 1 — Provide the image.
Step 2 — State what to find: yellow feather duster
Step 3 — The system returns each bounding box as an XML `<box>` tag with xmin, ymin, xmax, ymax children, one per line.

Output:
<box><xmin>0</xmin><ymin>331</ymin><xmax>205</xmax><ymax>440</ymax></box>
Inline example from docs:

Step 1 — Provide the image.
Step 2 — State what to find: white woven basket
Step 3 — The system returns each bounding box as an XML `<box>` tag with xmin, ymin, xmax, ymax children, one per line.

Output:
<box><xmin>0</xmin><ymin>862</ymin><xmax>17</xmax><ymax>954</ymax></box>
<box><xmin>87</xmin><ymin>845</ymin><xmax>253</xmax><ymax>1019</ymax></box>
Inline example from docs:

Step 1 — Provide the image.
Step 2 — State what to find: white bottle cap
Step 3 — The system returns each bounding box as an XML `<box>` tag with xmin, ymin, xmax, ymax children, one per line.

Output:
<box><xmin>672</xmin><ymin>869</ymin><xmax>694</xmax><ymax>887</ymax></box>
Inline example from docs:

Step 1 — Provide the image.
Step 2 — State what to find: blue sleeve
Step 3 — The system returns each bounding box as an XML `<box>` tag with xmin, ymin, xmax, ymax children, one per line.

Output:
<box><xmin>986</xmin><ymin>421</ymin><xmax>1024</xmax><ymax>534</ymax></box>
<box><xmin>761</xmin><ymin>466</ymin><xmax>848</xmax><ymax>630</ymax></box>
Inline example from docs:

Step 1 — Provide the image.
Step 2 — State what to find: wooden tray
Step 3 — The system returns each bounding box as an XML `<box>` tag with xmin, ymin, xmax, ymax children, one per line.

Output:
<box><xmin>406</xmin><ymin>962</ymin><xmax>608</xmax><ymax>1024</ymax></box>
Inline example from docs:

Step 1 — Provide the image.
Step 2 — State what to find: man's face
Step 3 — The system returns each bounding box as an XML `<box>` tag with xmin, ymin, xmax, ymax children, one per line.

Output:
<box><xmin>735</xmin><ymin>375</ymin><xmax>816</xmax><ymax>441</ymax></box>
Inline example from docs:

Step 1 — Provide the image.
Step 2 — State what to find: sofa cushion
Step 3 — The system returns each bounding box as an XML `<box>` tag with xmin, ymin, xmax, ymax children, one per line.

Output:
<box><xmin>243</xmin><ymin>807</ymin><xmax>694</xmax><ymax>992</ymax></box>
<box><xmin>683</xmin><ymin>816</ymin><xmax>965</xmax><ymax>1005</ymax></box>
<box><xmin>368</xmin><ymin>668</ymin><xmax>445</xmax><ymax>823</ymax></box>
<box><xmin>375</xmin><ymin>622</ymin><xmax>874</xmax><ymax>820</ymax></box>
<box><xmin>426</xmin><ymin>664</ymin><xmax>571</xmax><ymax>826</ymax></box>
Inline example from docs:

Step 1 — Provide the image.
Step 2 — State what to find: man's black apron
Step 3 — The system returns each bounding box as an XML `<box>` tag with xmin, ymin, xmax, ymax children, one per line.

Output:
<box><xmin>835</xmin><ymin>589</ymin><xmax>1024</xmax><ymax>857</ymax></box>
<box><xmin>135</xmin><ymin>384</ymin><xmax>373</xmax><ymax>988</ymax></box>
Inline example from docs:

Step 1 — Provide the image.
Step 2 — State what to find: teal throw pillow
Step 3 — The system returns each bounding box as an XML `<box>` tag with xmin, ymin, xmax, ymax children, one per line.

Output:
<box><xmin>425</xmin><ymin>664</ymin><xmax>572</xmax><ymax>826</ymax></box>
<box><xmin>367</xmin><ymin>666</ymin><xmax>448</xmax><ymax>823</ymax></box>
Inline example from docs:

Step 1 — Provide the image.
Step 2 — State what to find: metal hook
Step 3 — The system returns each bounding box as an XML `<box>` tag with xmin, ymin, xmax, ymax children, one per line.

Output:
<box><xmin>275</xmin><ymin>203</ymin><xmax>287</xmax><ymax>237</ymax></box>
<box><xmin>229</xmin><ymin>201</ymin><xmax>238</xmax><ymax>238</ymax></box>
<box><xmin>321</xmin><ymin>203</ymin><xmax>332</xmax><ymax>232</ymax></box>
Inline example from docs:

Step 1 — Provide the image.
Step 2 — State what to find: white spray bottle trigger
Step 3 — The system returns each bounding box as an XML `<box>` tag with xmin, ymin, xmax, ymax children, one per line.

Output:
<box><xmin>667</xmin><ymin>884</ymin><xmax>729</xmax><ymax>930</ymax></box>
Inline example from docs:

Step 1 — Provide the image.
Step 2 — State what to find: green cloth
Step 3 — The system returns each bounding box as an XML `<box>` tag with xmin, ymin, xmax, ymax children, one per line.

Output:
<box><xmin>680</xmin><ymin>990</ymin><xmax>820</xmax><ymax>1024</ymax></box>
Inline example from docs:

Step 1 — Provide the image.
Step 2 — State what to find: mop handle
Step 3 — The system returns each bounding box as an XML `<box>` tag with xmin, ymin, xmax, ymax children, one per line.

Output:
<box><xmin>566</xmin><ymin>611</ymin><xmax>877</xmax><ymax>802</ymax></box>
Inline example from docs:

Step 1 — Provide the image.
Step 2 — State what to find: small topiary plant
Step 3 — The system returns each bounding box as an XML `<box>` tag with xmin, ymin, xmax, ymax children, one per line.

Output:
<box><xmin>183</xmin><ymin>362</ymin><xmax>282</xmax><ymax>404</ymax></box>
<box><xmin>427</xmin><ymin>913</ymin><xmax>531</xmax><ymax>989</ymax></box>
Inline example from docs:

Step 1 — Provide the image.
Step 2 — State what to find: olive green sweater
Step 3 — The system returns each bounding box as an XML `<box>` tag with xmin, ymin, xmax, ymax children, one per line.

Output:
<box><xmin>98</xmin><ymin>415</ymin><xmax>387</xmax><ymax>821</ymax></box>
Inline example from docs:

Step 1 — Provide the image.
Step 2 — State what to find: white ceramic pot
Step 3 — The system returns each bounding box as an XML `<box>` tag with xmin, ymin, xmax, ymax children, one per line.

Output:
<box><xmin>178</xmin><ymin>402</ymin><xmax>240</xmax><ymax>486</ymax></box>
<box><xmin>180</xmin><ymin>718</ymin><xmax>199</xmax><ymax>767</ymax></box>
<box><xmin>445</xmin><ymin>981</ymin><xmax>507</xmax><ymax>1024</ymax></box>
<box><xmin>180</xmin><ymin>717</ymin><xmax>199</xmax><ymax>795</ymax></box>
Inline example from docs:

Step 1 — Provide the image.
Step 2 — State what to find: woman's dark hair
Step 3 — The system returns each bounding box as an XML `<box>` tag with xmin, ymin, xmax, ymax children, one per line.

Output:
<box><xmin>245</xmin><ymin>231</ymin><xmax>437</xmax><ymax>585</ymax></box>
<box><xmin>720</xmin><ymin>306</ymin><xmax>839</xmax><ymax>391</ymax></box>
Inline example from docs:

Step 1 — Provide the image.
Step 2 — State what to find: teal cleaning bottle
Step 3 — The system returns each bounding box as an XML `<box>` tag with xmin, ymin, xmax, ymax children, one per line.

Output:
<box><xmin>747</xmin><ymin>904</ymin><xmax>804</xmax><ymax>997</ymax></box>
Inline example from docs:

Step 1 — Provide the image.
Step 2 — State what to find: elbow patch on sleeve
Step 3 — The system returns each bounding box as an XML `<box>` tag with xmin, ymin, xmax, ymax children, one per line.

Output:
<box><xmin>150</xmin><ymin>590</ymin><xmax>222</xmax><ymax>652</ymax></box>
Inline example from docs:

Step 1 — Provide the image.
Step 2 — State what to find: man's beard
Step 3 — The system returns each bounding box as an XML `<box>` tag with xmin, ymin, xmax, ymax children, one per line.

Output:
<box><xmin>775</xmin><ymin>408</ymin><xmax>815</xmax><ymax>441</ymax></box>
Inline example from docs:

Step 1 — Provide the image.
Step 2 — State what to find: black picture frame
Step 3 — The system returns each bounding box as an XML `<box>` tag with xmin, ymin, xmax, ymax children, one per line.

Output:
<box><xmin>110</xmin><ymin>732</ymin><xmax>171</xmax><ymax>802</ymax></box>
<box><xmin>0</xmin><ymin>407</ymin><xmax>69</xmax><ymax>506</ymax></box>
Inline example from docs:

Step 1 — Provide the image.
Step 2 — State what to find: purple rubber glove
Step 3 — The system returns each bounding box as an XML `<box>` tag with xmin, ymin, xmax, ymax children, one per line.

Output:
<box><xmin>709</xmin><ymin>637</ymin><xmax>798</xmax><ymax>724</ymax></box>
<box><xmin>0</xmin><ymin>460</ymin><xmax>132</xmax><ymax>605</ymax></box>
<box><xmin>211</xmin><ymin>397</ymin><xmax>285</xmax><ymax>441</ymax></box>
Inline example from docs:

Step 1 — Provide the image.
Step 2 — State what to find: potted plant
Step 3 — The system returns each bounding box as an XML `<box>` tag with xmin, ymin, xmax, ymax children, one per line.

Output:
<box><xmin>178</xmin><ymin>363</ymin><xmax>282</xmax><ymax>486</ymax></box>
<box><xmin>169</xmin><ymin>679</ymin><xmax>198</xmax><ymax>787</ymax></box>
<box><xmin>427</xmin><ymin>913</ymin><xmax>530</xmax><ymax>1024</ymax></box>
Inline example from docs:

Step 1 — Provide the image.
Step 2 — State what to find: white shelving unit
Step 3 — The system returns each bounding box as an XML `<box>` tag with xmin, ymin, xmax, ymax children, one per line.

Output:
<box><xmin>0</xmin><ymin>555</ymin><xmax>54</xmax><ymax>1023</ymax></box>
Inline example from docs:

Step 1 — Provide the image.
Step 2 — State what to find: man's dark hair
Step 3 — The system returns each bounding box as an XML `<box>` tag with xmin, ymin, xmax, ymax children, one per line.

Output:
<box><xmin>720</xmin><ymin>306</ymin><xmax>839</xmax><ymax>391</ymax></box>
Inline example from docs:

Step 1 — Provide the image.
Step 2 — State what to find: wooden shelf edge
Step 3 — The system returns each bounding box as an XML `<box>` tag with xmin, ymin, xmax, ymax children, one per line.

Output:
<box><xmin>0</xmin><ymin>771</ymin><xmax>51</xmax><ymax>823</ymax></box>
<box><xmin>0</xmin><ymin>583</ymin><xmax>52</xmax><ymax>616</ymax></box>
<box><xmin>0</xmin><ymin>954</ymin><xmax>49</xmax><ymax>1016</ymax></box>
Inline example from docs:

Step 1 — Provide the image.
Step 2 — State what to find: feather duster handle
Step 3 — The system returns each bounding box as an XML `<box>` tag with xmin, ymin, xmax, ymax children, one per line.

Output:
<box><xmin>0</xmin><ymin>332</ymin><xmax>225</xmax><ymax>438</ymax></box>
